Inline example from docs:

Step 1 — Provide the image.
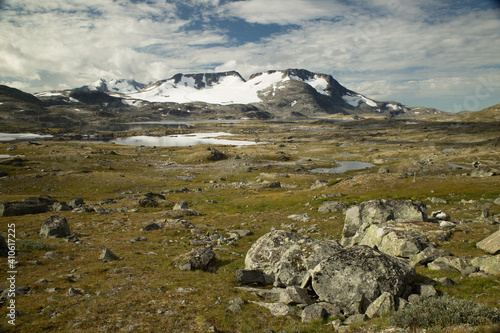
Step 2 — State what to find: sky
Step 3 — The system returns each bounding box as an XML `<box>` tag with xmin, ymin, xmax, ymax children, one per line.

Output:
<box><xmin>1</xmin><ymin>0</ymin><xmax>499</xmax><ymax>112</ymax></box>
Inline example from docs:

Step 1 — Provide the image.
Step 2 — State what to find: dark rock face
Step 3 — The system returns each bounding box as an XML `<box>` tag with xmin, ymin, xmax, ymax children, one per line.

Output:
<box><xmin>171</xmin><ymin>71</ymin><xmax>245</xmax><ymax>89</ymax></box>
<box><xmin>40</xmin><ymin>216</ymin><xmax>71</xmax><ymax>238</ymax></box>
<box><xmin>310</xmin><ymin>245</ymin><xmax>415</xmax><ymax>315</ymax></box>
<box><xmin>0</xmin><ymin>196</ymin><xmax>58</xmax><ymax>216</ymax></box>
<box><xmin>68</xmin><ymin>90</ymin><xmax>124</xmax><ymax>107</ymax></box>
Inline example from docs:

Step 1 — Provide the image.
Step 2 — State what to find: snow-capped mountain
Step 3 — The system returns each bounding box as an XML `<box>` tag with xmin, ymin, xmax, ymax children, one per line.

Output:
<box><xmin>34</xmin><ymin>69</ymin><xmax>439</xmax><ymax>118</ymax></box>
<box><xmin>76</xmin><ymin>78</ymin><xmax>147</xmax><ymax>94</ymax></box>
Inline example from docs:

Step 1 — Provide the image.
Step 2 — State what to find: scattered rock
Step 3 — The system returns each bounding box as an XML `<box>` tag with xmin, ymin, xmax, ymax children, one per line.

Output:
<box><xmin>279</xmin><ymin>286</ymin><xmax>313</xmax><ymax>305</ymax></box>
<box><xmin>69</xmin><ymin>198</ymin><xmax>85</xmax><ymax>209</ymax></box>
<box><xmin>435</xmin><ymin>277</ymin><xmax>456</xmax><ymax>286</ymax></box>
<box><xmin>287</xmin><ymin>213</ymin><xmax>309</xmax><ymax>223</ymax></box>
<box><xmin>40</xmin><ymin>216</ymin><xmax>71</xmax><ymax>238</ymax></box>
<box><xmin>431</xmin><ymin>210</ymin><xmax>451</xmax><ymax>221</ymax></box>
<box><xmin>99</xmin><ymin>248</ymin><xmax>119</xmax><ymax>261</ymax></box>
<box><xmin>409</xmin><ymin>247</ymin><xmax>452</xmax><ymax>266</ymax></box>
<box><xmin>176</xmin><ymin>247</ymin><xmax>216</xmax><ymax>272</ymax></box>
<box><xmin>227</xmin><ymin>297</ymin><xmax>244</xmax><ymax>313</ymax></box>
<box><xmin>318</xmin><ymin>201</ymin><xmax>347</xmax><ymax>214</ymax></box>
<box><xmin>1</xmin><ymin>196</ymin><xmax>57</xmax><ymax>216</ymax></box>
<box><xmin>476</xmin><ymin>229</ymin><xmax>500</xmax><ymax>255</ymax></box>
<box><xmin>141</xmin><ymin>223</ymin><xmax>161</xmax><ymax>231</ymax></box>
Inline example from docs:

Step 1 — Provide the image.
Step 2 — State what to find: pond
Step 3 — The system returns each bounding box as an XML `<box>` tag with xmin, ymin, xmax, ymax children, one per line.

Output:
<box><xmin>310</xmin><ymin>161</ymin><xmax>375</xmax><ymax>174</ymax></box>
<box><xmin>110</xmin><ymin>132</ymin><xmax>259</xmax><ymax>147</ymax></box>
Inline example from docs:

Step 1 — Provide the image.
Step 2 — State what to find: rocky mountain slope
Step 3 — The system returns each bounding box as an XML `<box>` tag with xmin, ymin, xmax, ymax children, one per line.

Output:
<box><xmin>32</xmin><ymin>69</ymin><xmax>442</xmax><ymax>119</ymax></box>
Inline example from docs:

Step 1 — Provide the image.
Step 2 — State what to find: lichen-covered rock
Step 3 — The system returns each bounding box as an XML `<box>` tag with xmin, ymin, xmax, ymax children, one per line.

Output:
<box><xmin>99</xmin><ymin>248</ymin><xmax>118</xmax><ymax>261</ymax></box>
<box><xmin>470</xmin><ymin>255</ymin><xmax>500</xmax><ymax>275</ymax></box>
<box><xmin>318</xmin><ymin>201</ymin><xmax>347</xmax><ymax>214</ymax></box>
<box><xmin>365</xmin><ymin>292</ymin><xmax>395</xmax><ymax>318</ymax></box>
<box><xmin>476</xmin><ymin>230</ymin><xmax>500</xmax><ymax>255</ymax></box>
<box><xmin>176</xmin><ymin>247</ymin><xmax>216</xmax><ymax>272</ymax></box>
<box><xmin>409</xmin><ymin>247</ymin><xmax>452</xmax><ymax>266</ymax></box>
<box><xmin>310</xmin><ymin>245</ymin><xmax>415</xmax><ymax>316</ymax></box>
<box><xmin>40</xmin><ymin>216</ymin><xmax>71</xmax><ymax>238</ymax></box>
<box><xmin>359</xmin><ymin>225</ymin><xmax>429</xmax><ymax>258</ymax></box>
<box><xmin>341</xmin><ymin>199</ymin><xmax>428</xmax><ymax>247</ymax></box>
<box><xmin>244</xmin><ymin>230</ymin><xmax>342</xmax><ymax>286</ymax></box>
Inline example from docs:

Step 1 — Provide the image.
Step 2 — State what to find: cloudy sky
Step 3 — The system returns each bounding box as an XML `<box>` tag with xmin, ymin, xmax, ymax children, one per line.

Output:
<box><xmin>1</xmin><ymin>0</ymin><xmax>499</xmax><ymax>112</ymax></box>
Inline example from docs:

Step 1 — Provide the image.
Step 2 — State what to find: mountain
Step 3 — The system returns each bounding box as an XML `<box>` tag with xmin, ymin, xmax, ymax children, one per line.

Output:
<box><xmin>75</xmin><ymin>78</ymin><xmax>147</xmax><ymax>94</ymax></box>
<box><xmin>32</xmin><ymin>69</ymin><xmax>444</xmax><ymax>119</ymax></box>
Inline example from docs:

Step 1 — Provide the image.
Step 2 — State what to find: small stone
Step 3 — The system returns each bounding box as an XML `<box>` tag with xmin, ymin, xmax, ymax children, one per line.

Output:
<box><xmin>343</xmin><ymin>314</ymin><xmax>367</xmax><ymax>325</ymax></box>
<box><xmin>99</xmin><ymin>248</ymin><xmax>119</xmax><ymax>261</ymax></box>
<box><xmin>436</xmin><ymin>277</ymin><xmax>456</xmax><ymax>285</ymax></box>
<box><xmin>413</xmin><ymin>283</ymin><xmax>437</xmax><ymax>298</ymax></box>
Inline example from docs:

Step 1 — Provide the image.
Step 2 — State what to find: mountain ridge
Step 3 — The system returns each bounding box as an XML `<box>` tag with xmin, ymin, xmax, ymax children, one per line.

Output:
<box><xmin>28</xmin><ymin>68</ymin><xmax>444</xmax><ymax>119</ymax></box>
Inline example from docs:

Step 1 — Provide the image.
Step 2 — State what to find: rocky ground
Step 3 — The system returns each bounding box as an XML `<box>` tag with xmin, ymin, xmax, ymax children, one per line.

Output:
<box><xmin>0</xmin><ymin>118</ymin><xmax>499</xmax><ymax>332</ymax></box>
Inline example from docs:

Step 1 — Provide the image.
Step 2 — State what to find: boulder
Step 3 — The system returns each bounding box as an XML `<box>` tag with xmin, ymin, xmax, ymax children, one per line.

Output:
<box><xmin>236</xmin><ymin>269</ymin><xmax>270</xmax><ymax>285</ymax></box>
<box><xmin>470</xmin><ymin>255</ymin><xmax>500</xmax><ymax>275</ymax></box>
<box><xmin>318</xmin><ymin>201</ymin><xmax>347</xmax><ymax>214</ymax></box>
<box><xmin>244</xmin><ymin>230</ymin><xmax>342</xmax><ymax>286</ymax></box>
<box><xmin>176</xmin><ymin>247</ymin><xmax>216</xmax><ymax>272</ymax></box>
<box><xmin>40</xmin><ymin>216</ymin><xmax>71</xmax><ymax>238</ymax></box>
<box><xmin>173</xmin><ymin>201</ymin><xmax>189</xmax><ymax>210</ymax></box>
<box><xmin>476</xmin><ymin>230</ymin><xmax>500</xmax><ymax>255</ymax></box>
<box><xmin>365</xmin><ymin>292</ymin><xmax>395</xmax><ymax>318</ymax></box>
<box><xmin>341</xmin><ymin>199</ymin><xmax>428</xmax><ymax>247</ymax></box>
<box><xmin>279</xmin><ymin>286</ymin><xmax>313</xmax><ymax>305</ymax></box>
<box><xmin>428</xmin><ymin>256</ymin><xmax>468</xmax><ymax>272</ymax></box>
<box><xmin>310</xmin><ymin>245</ymin><xmax>415</xmax><ymax>316</ymax></box>
<box><xmin>409</xmin><ymin>247</ymin><xmax>452</xmax><ymax>266</ymax></box>
<box><xmin>359</xmin><ymin>225</ymin><xmax>429</xmax><ymax>258</ymax></box>
<box><xmin>99</xmin><ymin>248</ymin><xmax>118</xmax><ymax>261</ymax></box>
<box><xmin>1</xmin><ymin>196</ymin><xmax>57</xmax><ymax>216</ymax></box>
<box><xmin>250</xmin><ymin>301</ymin><xmax>298</xmax><ymax>317</ymax></box>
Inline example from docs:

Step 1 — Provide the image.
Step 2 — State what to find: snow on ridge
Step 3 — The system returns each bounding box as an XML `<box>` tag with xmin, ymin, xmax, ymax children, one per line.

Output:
<box><xmin>342</xmin><ymin>93</ymin><xmax>378</xmax><ymax>107</ymax></box>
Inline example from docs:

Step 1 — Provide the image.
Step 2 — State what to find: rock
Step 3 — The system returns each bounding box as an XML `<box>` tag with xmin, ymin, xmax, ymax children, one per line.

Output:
<box><xmin>172</xmin><ymin>201</ymin><xmax>189</xmax><ymax>210</ymax></box>
<box><xmin>176</xmin><ymin>247</ymin><xmax>216</xmax><ymax>272</ymax></box>
<box><xmin>365</xmin><ymin>292</ymin><xmax>395</xmax><ymax>318</ymax></box>
<box><xmin>43</xmin><ymin>251</ymin><xmax>60</xmax><ymax>259</ymax></box>
<box><xmin>236</xmin><ymin>269</ymin><xmax>270</xmax><ymax>285</ymax></box>
<box><xmin>435</xmin><ymin>277</ymin><xmax>456</xmax><ymax>286</ymax></box>
<box><xmin>310</xmin><ymin>245</ymin><xmax>415</xmax><ymax>316</ymax></box>
<box><xmin>287</xmin><ymin>213</ymin><xmax>310</xmax><ymax>222</ymax></box>
<box><xmin>341</xmin><ymin>199</ymin><xmax>428</xmax><ymax>247</ymax></box>
<box><xmin>264</xmin><ymin>181</ymin><xmax>281</xmax><ymax>189</ymax></box>
<box><xmin>471</xmin><ymin>168</ymin><xmax>497</xmax><ymax>177</ymax></box>
<box><xmin>69</xmin><ymin>198</ymin><xmax>85</xmax><ymax>209</ymax></box>
<box><xmin>439</xmin><ymin>221</ymin><xmax>456</xmax><ymax>229</ymax></box>
<box><xmin>476</xmin><ymin>230</ymin><xmax>500</xmax><ymax>255</ymax></box>
<box><xmin>462</xmin><ymin>266</ymin><xmax>480</xmax><ymax>276</ymax></box>
<box><xmin>428</xmin><ymin>256</ymin><xmax>468</xmax><ymax>272</ymax></box>
<box><xmin>407</xmin><ymin>294</ymin><xmax>420</xmax><ymax>304</ymax></box>
<box><xmin>141</xmin><ymin>223</ymin><xmax>161</xmax><ymax>231</ymax></box>
<box><xmin>343</xmin><ymin>314</ymin><xmax>367</xmax><ymax>325</ymax></box>
<box><xmin>229</xmin><ymin>230</ymin><xmax>253</xmax><ymax>237</ymax></box>
<box><xmin>250</xmin><ymin>301</ymin><xmax>298</xmax><ymax>317</ymax></box>
<box><xmin>99</xmin><ymin>248</ymin><xmax>119</xmax><ymax>261</ymax></box>
<box><xmin>52</xmin><ymin>201</ymin><xmax>71</xmax><ymax>211</ymax></box>
<box><xmin>0</xmin><ymin>235</ymin><xmax>8</xmax><ymax>257</ymax></box>
<box><xmin>227</xmin><ymin>297</ymin><xmax>243</xmax><ymax>313</ymax></box>
<box><xmin>235</xmin><ymin>286</ymin><xmax>284</xmax><ymax>302</ymax></box>
<box><xmin>40</xmin><ymin>216</ymin><xmax>71</xmax><ymax>238</ymax></box>
<box><xmin>359</xmin><ymin>225</ymin><xmax>429</xmax><ymax>258</ymax></box>
<box><xmin>68</xmin><ymin>287</ymin><xmax>84</xmax><ymax>296</ymax></box>
<box><xmin>470</xmin><ymin>255</ymin><xmax>500</xmax><ymax>275</ymax></box>
<box><xmin>1</xmin><ymin>196</ymin><xmax>57</xmax><ymax>216</ymax></box>
<box><xmin>318</xmin><ymin>201</ymin><xmax>347</xmax><ymax>214</ymax></box>
<box><xmin>301</xmin><ymin>303</ymin><xmax>328</xmax><ymax>323</ymax></box>
<box><xmin>244</xmin><ymin>230</ymin><xmax>342</xmax><ymax>287</ymax></box>
<box><xmin>279</xmin><ymin>286</ymin><xmax>313</xmax><ymax>305</ymax></box>
<box><xmin>409</xmin><ymin>247</ymin><xmax>452</xmax><ymax>266</ymax></box>
<box><xmin>431</xmin><ymin>210</ymin><xmax>451</xmax><ymax>221</ymax></box>
<box><xmin>207</xmin><ymin>148</ymin><xmax>227</xmax><ymax>161</ymax></box>
<box><xmin>413</xmin><ymin>283</ymin><xmax>437</xmax><ymax>298</ymax></box>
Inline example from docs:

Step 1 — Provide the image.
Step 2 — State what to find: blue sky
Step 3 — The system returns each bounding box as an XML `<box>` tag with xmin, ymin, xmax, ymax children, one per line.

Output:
<box><xmin>1</xmin><ymin>0</ymin><xmax>499</xmax><ymax>112</ymax></box>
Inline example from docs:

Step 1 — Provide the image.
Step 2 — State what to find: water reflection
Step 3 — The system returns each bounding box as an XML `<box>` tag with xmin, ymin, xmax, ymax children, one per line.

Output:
<box><xmin>310</xmin><ymin>161</ymin><xmax>375</xmax><ymax>174</ymax></box>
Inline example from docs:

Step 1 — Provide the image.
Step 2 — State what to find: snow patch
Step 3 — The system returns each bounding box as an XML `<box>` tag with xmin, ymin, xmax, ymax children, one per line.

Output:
<box><xmin>342</xmin><ymin>94</ymin><xmax>377</xmax><ymax>107</ymax></box>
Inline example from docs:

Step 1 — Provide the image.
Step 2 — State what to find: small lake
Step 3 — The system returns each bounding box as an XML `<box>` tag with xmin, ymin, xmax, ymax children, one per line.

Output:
<box><xmin>310</xmin><ymin>161</ymin><xmax>375</xmax><ymax>174</ymax></box>
<box><xmin>110</xmin><ymin>132</ymin><xmax>258</xmax><ymax>147</ymax></box>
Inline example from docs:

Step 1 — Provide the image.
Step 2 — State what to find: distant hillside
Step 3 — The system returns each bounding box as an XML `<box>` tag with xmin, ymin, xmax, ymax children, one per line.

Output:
<box><xmin>456</xmin><ymin>103</ymin><xmax>500</xmax><ymax>122</ymax></box>
<box><xmin>0</xmin><ymin>85</ymin><xmax>44</xmax><ymax>106</ymax></box>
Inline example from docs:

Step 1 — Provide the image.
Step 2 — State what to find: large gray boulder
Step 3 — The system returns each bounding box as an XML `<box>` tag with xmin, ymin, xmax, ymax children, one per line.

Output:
<box><xmin>342</xmin><ymin>199</ymin><xmax>428</xmax><ymax>247</ymax></box>
<box><xmin>244</xmin><ymin>230</ymin><xmax>342</xmax><ymax>286</ymax></box>
<box><xmin>476</xmin><ymin>230</ymin><xmax>500</xmax><ymax>255</ymax></box>
<box><xmin>310</xmin><ymin>245</ymin><xmax>415</xmax><ymax>316</ymax></box>
<box><xmin>40</xmin><ymin>216</ymin><xmax>71</xmax><ymax>238</ymax></box>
